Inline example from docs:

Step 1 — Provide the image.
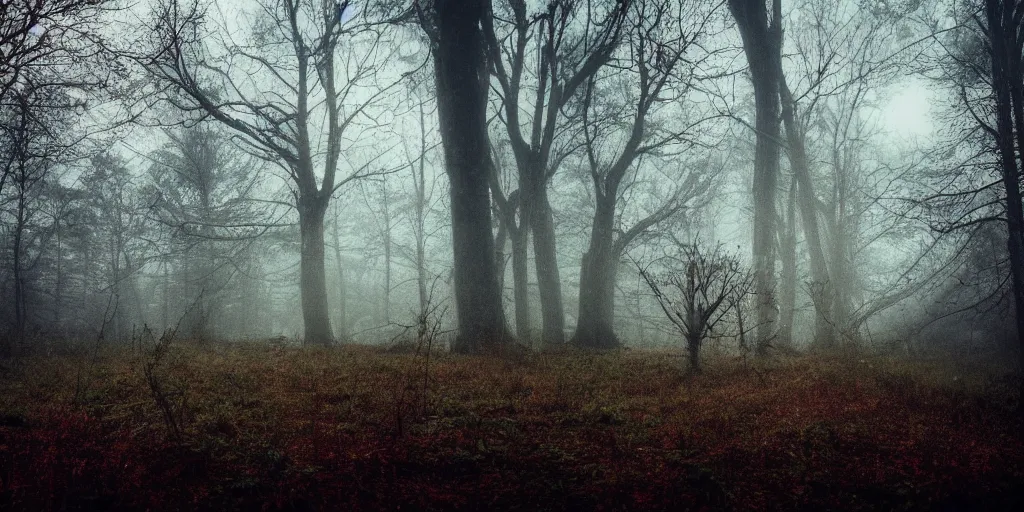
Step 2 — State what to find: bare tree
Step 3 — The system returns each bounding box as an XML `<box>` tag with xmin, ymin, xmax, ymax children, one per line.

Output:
<box><xmin>0</xmin><ymin>0</ymin><xmax>112</xmax><ymax>105</ymax></box>
<box><xmin>482</xmin><ymin>0</ymin><xmax>628</xmax><ymax>345</ymax></box>
<box><xmin>81</xmin><ymin>153</ymin><xmax>153</xmax><ymax>344</ymax></box>
<box><xmin>728</xmin><ymin>0</ymin><xmax>783</xmax><ymax>354</ymax></box>
<box><xmin>422</xmin><ymin>0</ymin><xmax>512</xmax><ymax>352</ymax></box>
<box><xmin>778</xmin><ymin>72</ymin><xmax>835</xmax><ymax>347</ymax></box>
<box><xmin>570</xmin><ymin>0</ymin><xmax>718</xmax><ymax>349</ymax></box>
<box><xmin>1</xmin><ymin>0</ymin><xmax>118</xmax><ymax>205</ymax></box>
<box><xmin>401</xmin><ymin>97</ymin><xmax>441</xmax><ymax>321</ymax></box>
<box><xmin>360</xmin><ymin>176</ymin><xmax>399</xmax><ymax>324</ymax></box>
<box><xmin>1</xmin><ymin>87</ymin><xmax>60</xmax><ymax>351</ymax></box>
<box><xmin>1</xmin><ymin>65</ymin><xmax>102</xmax><ymax>353</ymax></box>
<box><xmin>132</xmin><ymin>0</ymin><xmax>403</xmax><ymax>345</ymax></box>
<box><xmin>489</xmin><ymin>139</ymin><xmax>531</xmax><ymax>340</ymax></box>
<box><xmin>975</xmin><ymin>0</ymin><xmax>1024</xmax><ymax>374</ymax></box>
<box><xmin>777</xmin><ymin>176</ymin><xmax>798</xmax><ymax>346</ymax></box>
<box><xmin>773</xmin><ymin>0</ymin><xmax>921</xmax><ymax>348</ymax></box>
<box><xmin>639</xmin><ymin>240</ymin><xmax>752</xmax><ymax>373</ymax></box>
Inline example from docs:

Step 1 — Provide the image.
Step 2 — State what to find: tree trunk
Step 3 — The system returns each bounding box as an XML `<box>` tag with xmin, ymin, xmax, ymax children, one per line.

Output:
<box><xmin>511</xmin><ymin>226</ymin><xmax>531</xmax><ymax>340</ymax></box>
<box><xmin>986</xmin><ymin>0</ymin><xmax>1024</xmax><ymax>379</ymax></box>
<box><xmin>12</xmin><ymin>194</ymin><xmax>26</xmax><ymax>351</ymax></box>
<box><xmin>331</xmin><ymin>214</ymin><xmax>348</xmax><ymax>340</ymax></box>
<box><xmin>54</xmin><ymin>225</ymin><xmax>63</xmax><ymax>330</ymax></box>
<box><xmin>383</xmin><ymin>222</ymin><xmax>392</xmax><ymax>325</ymax></box>
<box><xmin>574</xmin><ymin>194</ymin><xmax>619</xmax><ymax>349</ymax></box>
<box><xmin>687</xmin><ymin>331</ymin><xmax>702</xmax><ymax>374</ymax></box>
<box><xmin>434</xmin><ymin>0</ymin><xmax>510</xmax><ymax>352</ymax></box>
<box><xmin>493</xmin><ymin>186</ymin><xmax>529</xmax><ymax>340</ymax></box>
<box><xmin>827</xmin><ymin>162</ymin><xmax>855</xmax><ymax>345</ymax></box>
<box><xmin>162</xmin><ymin>260</ymin><xmax>170</xmax><ymax>332</ymax></box>
<box><xmin>416</xmin><ymin>229</ymin><xmax>428</xmax><ymax>319</ymax></box>
<box><xmin>494</xmin><ymin>217</ymin><xmax>507</xmax><ymax>293</ymax></box>
<box><xmin>778</xmin><ymin>177</ymin><xmax>798</xmax><ymax>347</ymax></box>
<box><xmin>779</xmin><ymin>75</ymin><xmax>835</xmax><ymax>348</ymax></box>
<box><xmin>729</xmin><ymin>0</ymin><xmax>783</xmax><ymax>355</ymax></box>
<box><xmin>299</xmin><ymin>200</ymin><xmax>334</xmax><ymax>345</ymax></box>
<box><xmin>1000</xmin><ymin>0</ymin><xmax>1024</xmax><ymax>377</ymax></box>
<box><xmin>415</xmin><ymin>102</ymin><xmax>431</xmax><ymax>320</ymax></box>
<box><xmin>531</xmin><ymin>187</ymin><xmax>565</xmax><ymax>345</ymax></box>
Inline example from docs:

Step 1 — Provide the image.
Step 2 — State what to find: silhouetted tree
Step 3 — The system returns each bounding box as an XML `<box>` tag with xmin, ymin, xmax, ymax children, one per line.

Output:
<box><xmin>728</xmin><ymin>0</ymin><xmax>783</xmax><ymax>355</ymax></box>
<box><xmin>639</xmin><ymin>240</ymin><xmax>752</xmax><ymax>373</ymax></box>
<box><xmin>423</xmin><ymin>0</ymin><xmax>511</xmax><ymax>352</ymax></box>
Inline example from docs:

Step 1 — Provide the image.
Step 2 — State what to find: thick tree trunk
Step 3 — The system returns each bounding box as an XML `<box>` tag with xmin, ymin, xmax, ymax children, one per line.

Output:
<box><xmin>299</xmin><ymin>201</ymin><xmax>334</xmax><ymax>346</ymax></box>
<box><xmin>574</xmin><ymin>196</ymin><xmax>619</xmax><ymax>349</ymax></box>
<box><xmin>729</xmin><ymin>0</ymin><xmax>783</xmax><ymax>355</ymax></box>
<box><xmin>1001</xmin><ymin>0</ymin><xmax>1024</xmax><ymax>377</ymax></box>
<box><xmin>779</xmin><ymin>76</ymin><xmax>835</xmax><ymax>348</ymax></box>
<box><xmin>687</xmin><ymin>331</ymin><xmax>702</xmax><ymax>374</ymax></box>
<box><xmin>531</xmin><ymin>187</ymin><xmax>565</xmax><ymax>345</ymax></box>
<box><xmin>434</xmin><ymin>0</ymin><xmax>511</xmax><ymax>352</ymax></box>
<box><xmin>986</xmin><ymin>0</ymin><xmax>1024</xmax><ymax>379</ymax></box>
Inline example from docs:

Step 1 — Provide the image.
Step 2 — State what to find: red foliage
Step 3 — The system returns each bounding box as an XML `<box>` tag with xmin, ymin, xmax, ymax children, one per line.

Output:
<box><xmin>0</xmin><ymin>348</ymin><xmax>1021</xmax><ymax>510</ymax></box>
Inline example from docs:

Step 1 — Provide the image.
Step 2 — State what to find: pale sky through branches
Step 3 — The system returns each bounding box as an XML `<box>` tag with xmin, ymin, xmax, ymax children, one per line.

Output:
<box><xmin>881</xmin><ymin>77</ymin><xmax>934</xmax><ymax>140</ymax></box>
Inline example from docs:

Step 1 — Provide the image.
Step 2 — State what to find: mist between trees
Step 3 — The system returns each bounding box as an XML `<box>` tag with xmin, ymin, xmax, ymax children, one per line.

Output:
<box><xmin>1</xmin><ymin>0</ymin><xmax>1022</xmax><ymax>370</ymax></box>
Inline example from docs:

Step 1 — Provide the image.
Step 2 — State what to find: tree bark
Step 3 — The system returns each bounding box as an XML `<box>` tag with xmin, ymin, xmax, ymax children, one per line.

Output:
<box><xmin>299</xmin><ymin>199</ymin><xmax>334</xmax><ymax>345</ymax></box>
<box><xmin>511</xmin><ymin>226</ymin><xmax>530</xmax><ymax>340</ymax></box>
<box><xmin>434</xmin><ymin>0</ymin><xmax>511</xmax><ymax>352</ymax></box>
<box><xmin>531</xmin><ymin>188</ymin><xmax>565</xmax><ymax>345</ymax></box>
<box><xmin>687</xmin><ymin>330</ymin><xmax>702</xmax><ymax>373</ymax></box>
<box><xmin>575</xmin><ymin>194</ymin><xmax>619</xmax><ymax>349</ymax></box>
<box><xmin>1000</xmin><ymin>0</ymin><xmax>1024</xmax><ymax>377</ymax></box>
<box><xmin>985</xmin><ymin>0</ymin><xmax>1024</xmax><ymax>377</ymax></box>
<box><xmin>778</xmin><ymin>177</ymin><xmax>798</xmax><ymax>347</ymax></box>
<box><xmin>729</xmin><ymin>0</ymin><xmax>783</xmax><ymax>355</ymax></box>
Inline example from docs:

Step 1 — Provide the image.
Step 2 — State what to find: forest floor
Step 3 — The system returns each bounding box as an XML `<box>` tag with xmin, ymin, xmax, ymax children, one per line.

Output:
<box><xmin>0</xmin><ymin>341</ymin><xmax>1022</xmax><ymax>511</ymax></box>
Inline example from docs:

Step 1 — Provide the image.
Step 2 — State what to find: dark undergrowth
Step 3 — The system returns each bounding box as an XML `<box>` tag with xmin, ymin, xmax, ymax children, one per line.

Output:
<box><xmin>1</xmin><ymin>342</ymin><xmax>1021</xmax><ymax>511</ymax></box>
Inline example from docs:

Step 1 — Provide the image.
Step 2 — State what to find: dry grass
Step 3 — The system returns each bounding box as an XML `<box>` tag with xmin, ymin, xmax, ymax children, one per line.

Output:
<box><xmin>0</xmin><ymin>342</ymin><xmax>1021</xmax><ymax>511</ymax></box>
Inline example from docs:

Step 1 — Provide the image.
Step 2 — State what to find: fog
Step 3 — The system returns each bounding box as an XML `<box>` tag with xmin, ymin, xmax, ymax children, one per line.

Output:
<box><xmin>3</xmin><ymin>0</ymin><xmax>1010</xmax><ymax>359</ymax></box>
<box><xmin>3</xmin><ymin>0</ymin><xmax>1024</xmax><ymax>509</ymax></box>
